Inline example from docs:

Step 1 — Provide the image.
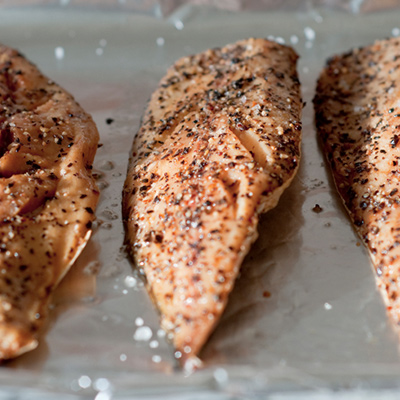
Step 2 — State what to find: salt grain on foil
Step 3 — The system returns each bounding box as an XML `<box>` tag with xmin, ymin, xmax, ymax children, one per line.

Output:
<box><xmin>94</xmin><ymin>378</ymin><xmax>110</xmax><ymax>392</ymax></box>
<box><xmin>152</xmin><ymin>355</ymin><xmax>162</xmax><ymax>363</ymax></box>
<box><xmin>213</xmin><ymin>368</ymin><xmax>229</xmax><ymax>384</ymax></box>
<box><xmin>156</xmin><ymin>37</ymin><xmax>165</xmax><ymax>47</ymax></box>
<box><xmin>290</xmin><ymin>35</ymin><xmax>299</xmax><ymax>45</ymax></box>
<box><xmin>174</xmin><ymin>351</ymin><xmax>182</xmax><ymax>359</ymax></box>
<box><xmin>314</xmin><ymin>14</ymin><xmax>323</xmax><ymax>23</ymax></box>
<box><xmin>124</xmin><ymin>275</ymin><xmax>137</xmax><ymax>288</ymax></box>
<box><xmin>135</xmin><ymin>317</ymin><xmax>144</xmax><ymax>326</ymax></box>
<box><xmin>304</xmin><ymin>26</ymin><xmax>316</xmax><ymax>41</ymax></box>
<box><xmin>175</xmin><ymin>20</ymin><xmax>184</xmax><ymax>30</ymax></box>
<box><xmin>78</xmin><ymin>375</ymin><xmax>91</xmax><ymax>389</ymax></box>
<box><xmin>94</xmin><ymin>392</ymin><xmax>111</xmax><ymax>400</ymax></box>
<box><xmin>157</xmin><ymin>329</ymin><xmax>166</xmax><ymax>338</ymax></box>
<box><xmin>54</xmin><ymin>46</ymin><xmax>65</xmax><ymax>60</ymax></box>
<box><xmin>324</xmin><ymin>302</ymin><xmax>332</xmax><ymax>310</ymax></box>
<box><xmin>149</xmin><ymin>340</ymin><xmax>159</xmax><ymax>349</ymax></box>
<box><xmin>392</xmin><ymin>27</ymin><xmax>400</xmax><ymax>37</ymax></box>
<box><xmin>134</xmin><ymin>326</ymin><xmax>153</xmax><ymax>341</ymax></box>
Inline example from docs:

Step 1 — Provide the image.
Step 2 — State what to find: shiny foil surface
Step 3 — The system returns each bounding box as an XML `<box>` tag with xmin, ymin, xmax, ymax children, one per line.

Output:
<box><xmin>1</xmin><ymin>1</ymin><xmax>400</xmax><ymax>398</ymax></box>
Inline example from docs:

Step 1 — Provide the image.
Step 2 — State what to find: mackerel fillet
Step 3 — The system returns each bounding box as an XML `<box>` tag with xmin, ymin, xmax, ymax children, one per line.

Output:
<box><xmin>123</xmin><ymin>38</ymin><xmax>302</xmax><ymax>363</ymax></box>
<box><xmin>0</xmin><ymin>45</ymin><xmax>99</xmax><ymax>359</ymax></box>
<box><xmin>314</xmin><ymin>38</ymin><xmax>400</xmax><ymax>326</ymax></box>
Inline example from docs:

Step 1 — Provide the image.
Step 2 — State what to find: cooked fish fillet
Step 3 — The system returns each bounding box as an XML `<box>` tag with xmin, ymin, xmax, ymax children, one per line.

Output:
<box><xmin>314</xmin><ymin>37</ymin><xmax>400</xmax><ymax>327</ymax></box>
<box><xmin>122</xmin><ymin>38</ymin><xmax>302</xmax><ymax>365</ymax></box>
<box><xmin>0</xmin><ymin>44</ymin><xmax>99</xmax><ymax>359</ymax></box>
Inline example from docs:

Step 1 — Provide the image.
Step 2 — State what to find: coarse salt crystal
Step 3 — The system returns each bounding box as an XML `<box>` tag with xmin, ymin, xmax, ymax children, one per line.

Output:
<box><xmin>135</xmin><ymin>317</ymin><xmax>144</xmax><ymax>326</ymax></box>
<box><xmin>94</xmin><ymin>378</ymin><xmax>110</xmax><ymax>392</ymax></box>
<box><xmin>213</xmin><ymin>368</ymin><xmax>229</xmax><ymax>384</ymax></box>
<box><xmin>175</xmin><ymin>20</ymin><xmax>184</xmax><ymax>30</ymax></box>
<box><xmin>54</xmin><ymin>46</ymin><xmax>65</xmax><ymax>60</ymax></box>
<box><xmin>304</xmin><ymin>27</ymin><xmax>316</xmax><ymax>41</ymax></box>
<box><xmin>134</xmin><ymin>326</ymin><xmax>153</xmax><ymax>341</ymax></box>
<box><xmin>152</xmin><ymin>355</ymin><xmax>162</xmax><ymax>363</ymax></box>
<box><xmin>78</xmin><ymin>375</ymin><xmax>91</xmax><ymax>389</ymax></box>
<box><xmin>149</xmin><ymin>340</ymin><xmax>159</xmax><ymax>348</ymax></box>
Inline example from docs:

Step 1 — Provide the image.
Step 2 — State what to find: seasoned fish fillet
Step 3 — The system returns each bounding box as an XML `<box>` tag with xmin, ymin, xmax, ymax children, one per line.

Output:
<box><xmin>0</xmin><ymin>45</ymin><xmax>99</xmax><ymax>359</ymax></box>
<box><xmin>314</xmin><ymin>38</ymin><xmax>400</xmax><ymax>327</ymax></box>
<box><xmin>123</xmin><ymin>38</ymin><xmax>302</xmax><ymax>365</ymax></box>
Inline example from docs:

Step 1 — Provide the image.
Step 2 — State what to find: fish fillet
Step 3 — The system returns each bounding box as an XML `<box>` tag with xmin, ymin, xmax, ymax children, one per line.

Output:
<box><xmin>0</xmin><ymin>44</ymin><xmax>99</xmax><ymax>359</ymax></box>
<box><xmin>122</xmin><ymin>38</ymin><xmax>302</xmax><ymax>365</ymax></box>
<box><xmin>314</xmin><ymin>38</ymin><xmax>400</xmax><ymax>327</ymax></box>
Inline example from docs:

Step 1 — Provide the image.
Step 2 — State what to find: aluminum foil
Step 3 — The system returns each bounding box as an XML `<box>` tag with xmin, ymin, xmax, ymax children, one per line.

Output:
<box><xmin>1</xmin><ymin>2</ymin><xmax>400</xmax><ymax>399</ymax></box>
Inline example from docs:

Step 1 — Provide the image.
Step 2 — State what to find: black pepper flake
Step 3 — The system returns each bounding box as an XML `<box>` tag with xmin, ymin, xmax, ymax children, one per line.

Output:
<box><xmin>391</xmin><ymin>135</ymin><xmax>399</xmax><ymax>148</ymax></box>
<box><xmin>85</xmin><ymin>207</ymin><xmax>94</xmax><ymax>214</ymax></box>
<box><xmin>312</xmin><ymin>204</ymin><xmax>323</xmax><ymax>213</ymax></box>
<box><xmin>106</xmin><ymin>118</ymin><xmax>114</xmax><ymax>125</ymax></box>
<box><xmin>232</xmin><ymin>78</ymin><xmax>244</xmax><ymax>89</ymax></box>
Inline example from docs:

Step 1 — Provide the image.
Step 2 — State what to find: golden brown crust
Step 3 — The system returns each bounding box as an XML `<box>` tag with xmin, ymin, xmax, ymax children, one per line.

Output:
<box><xmin>0</xmin><ymin>44</ymin><xmax>99</xmax><ymax>359</ymax></box>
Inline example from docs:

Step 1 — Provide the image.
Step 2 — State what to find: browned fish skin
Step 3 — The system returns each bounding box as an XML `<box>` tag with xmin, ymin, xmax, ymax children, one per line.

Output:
<box><xmin>123</xmin><ymin>38</ymin><xmax>302</xmax><ymax>364</ymax></box>
<box><xmin>314</xmin><ymin>38</ymin><xmax>400</xmax><ymax>326</ymax></box>
<box><xmin>0</xmin><ymin>45</ymin><xmax>99</xmax><ymax>359</ymax></box>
